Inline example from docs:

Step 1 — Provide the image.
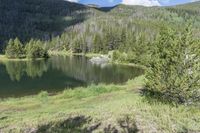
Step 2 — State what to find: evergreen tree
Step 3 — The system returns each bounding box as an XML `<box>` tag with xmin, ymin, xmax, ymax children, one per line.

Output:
<box><xmin>5</xmin><ymin>38</ymin><xmax>24</xmax><ymax>58</ymax></box>
<box><xmin>133</xmin><ymin>33</ymin><xmax>150</xmax><ymax>65</ymax></box>
<box><xmin>119</xmin><ymin>28</ymin><xmax>127</xmax><ymax>52</ymax></box>
<box><xmin>146</xmin><ymin>25</ymin><xmax>200</xmax><ymax>104</ymax></box>
<box><xmin>72</xmin><ymin>37</ymin><xmax>82</xmax><ymax>53</ymax></box>
<box><xmin>25</xmin><ymin>40</ymin><xmax>48</xmax><ymax>58</ymax></box>
<box><xmin>93</xmin><ymin>33</ymin><xmax>102</xmax><ymax>53</ymax></box>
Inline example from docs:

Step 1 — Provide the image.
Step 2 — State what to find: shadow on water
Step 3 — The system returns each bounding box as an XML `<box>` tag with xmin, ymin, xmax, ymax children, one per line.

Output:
<box><xmin>0</xmin><ymin>56</ymin><xmax>144</xmax><ymax>98</ymax></box>
<box><xmin>0</xmin><ymin>0</ymin><xmax>89</xmax><ymax>50</ymax></box>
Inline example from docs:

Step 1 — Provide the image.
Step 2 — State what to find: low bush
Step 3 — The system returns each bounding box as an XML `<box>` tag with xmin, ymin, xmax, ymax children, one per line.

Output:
<box><xmin>111</xmin><ymin>50</ymin><xmax>128</xmax><ymax>63</ymax></box>
<box><xmin>38</xmin><ymin>91</ymin><xmax>49</xmax><ymax>104</ymax></box>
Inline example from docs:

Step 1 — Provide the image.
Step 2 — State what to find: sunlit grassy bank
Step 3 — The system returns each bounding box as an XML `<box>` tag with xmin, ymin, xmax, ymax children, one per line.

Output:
<box><xmin>48</xmin><ymin>50</ymin><xmax>102</xmax><ymax>58</ymax></box>
<box><xmin>0</xmin><ymin>55</ymin><xmax>28</xmax><ymax>62</ymax></box>
<box><xmin>0</xmin><ymin>55</ymin><xmax>45</xmax><ymax>62</ymax></box>
<box><xmin>0</xmin><ymin>51</ymin><xmax>101</xmax><ymax>62</ymax></box>
<box><xmin>0</xmin><ymin>76</ymin><xmax>199</xmax><ymax>133</ymax></box>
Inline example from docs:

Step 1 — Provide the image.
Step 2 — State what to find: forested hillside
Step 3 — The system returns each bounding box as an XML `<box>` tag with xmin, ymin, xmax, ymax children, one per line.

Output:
<box><xmin>0</xmin><ymin>0</ymin><xmax>200</xmax><ymax>54</ymax></box>
<box><xmin>0</xmin><ymin>0</ymin><xmax>89</xmax><ymax>50</ymax></box>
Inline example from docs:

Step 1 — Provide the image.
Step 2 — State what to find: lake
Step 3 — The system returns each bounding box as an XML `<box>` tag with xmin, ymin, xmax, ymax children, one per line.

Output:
<box><xmin>0</xmin><ymin>56</ymin><xmax>144</xmax><ymax>98</ymax></box>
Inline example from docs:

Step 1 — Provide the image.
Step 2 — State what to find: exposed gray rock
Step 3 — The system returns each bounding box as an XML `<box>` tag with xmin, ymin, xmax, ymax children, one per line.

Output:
<box><xmin>90</xmin><ymin>55</ymin><xmax>110</xmax><ymax>65</ymax></box>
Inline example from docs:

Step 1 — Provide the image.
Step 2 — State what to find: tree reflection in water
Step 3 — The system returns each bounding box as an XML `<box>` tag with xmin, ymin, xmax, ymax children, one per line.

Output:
<box><xmin>0</xmin><ymin>56</ymin><xmax>144</xmax><ymax>97</ymax></box>
<box><xmin>50</xmin><ymin>56</ymin><xmax>144</xmax><ymax>84</ymax></box>
<box><xmin>3</xmin><ymin>60</ymin><xmax>48</xmax><ymax>81</ymax></box>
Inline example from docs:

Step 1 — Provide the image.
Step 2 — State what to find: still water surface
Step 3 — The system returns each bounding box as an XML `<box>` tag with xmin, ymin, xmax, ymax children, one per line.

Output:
<box><xmin>0</xmin><ymin>56</ymin><xmax>144</xmax><ymax>98</ymax></box>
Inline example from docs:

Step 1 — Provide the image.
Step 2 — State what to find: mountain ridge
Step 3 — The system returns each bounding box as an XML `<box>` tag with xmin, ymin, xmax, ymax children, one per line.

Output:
<box><xmin>0</xmin><ymin>0</ymin><xmax>200</xmax><ymax>51</ymax></box>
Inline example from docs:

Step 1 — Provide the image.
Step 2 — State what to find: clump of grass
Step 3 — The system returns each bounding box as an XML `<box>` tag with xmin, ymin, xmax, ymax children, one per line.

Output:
<box><xmin>60</xmin><ymin>84</ymin><xmax>121</xmax><ymax>99</ymax></box>
<box><xmin>126</xmin><ymin>75</ymin><xmax>145</xmax><ymax>91</ymax></box>
<box><xmin>38</xmin><ymin>91</ymin><xmax>49</xmax><ymax>104</ymax></box>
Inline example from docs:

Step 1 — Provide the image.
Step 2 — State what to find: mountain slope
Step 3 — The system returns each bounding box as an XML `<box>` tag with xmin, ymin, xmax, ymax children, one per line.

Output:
<box><xmin>0</xmin><ymin>0</ymin><xmax>200</xmax><ymax>51</ymax></box>
<box><xmin>0</xmin><ymin>0</ymin><xmax>89</xmax><ymax>50</ymax></box>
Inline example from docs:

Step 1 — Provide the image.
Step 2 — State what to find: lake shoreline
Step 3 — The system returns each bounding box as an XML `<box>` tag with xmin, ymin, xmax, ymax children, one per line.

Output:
<box><xmin>0</xmin><ymin>55</ymin><xmax>47</xmax><ymax>62</ymax></box>
<box><xmin>0</xmin><ymin>76</ymin><xmax>199</xmax><ymax>132</ymax></box>
<box><xmin>48</xmin><ymin>50</ymin><xmax>105</xmax><ymax>58</ymax></box>
<box><xmin>48</xmin><ymin>50</ymin><xmax>146</xmax><ymax>69</ymax></box>
<box><xmin>0</xmin><ymin>55</ymin><xmax>144</xmax><ymax>98</ymax></box>
<box><xmin>0</xmin><ymin>52</ymin><xmax>146</xmax><ymax>69</ymax></box>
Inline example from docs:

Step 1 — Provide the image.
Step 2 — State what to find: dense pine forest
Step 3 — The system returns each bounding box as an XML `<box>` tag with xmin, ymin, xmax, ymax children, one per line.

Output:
<box><xmin>1</xmin><ymin>0</ymin><xmax>200</xmax><ymax>55</ymax></box>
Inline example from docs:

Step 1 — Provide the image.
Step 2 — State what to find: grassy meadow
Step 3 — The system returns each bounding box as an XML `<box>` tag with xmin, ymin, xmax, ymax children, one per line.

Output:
<box><xmin>0</xmin><ymin>76</ymin><xmax>199</xmax><ymax>133</ymax></box>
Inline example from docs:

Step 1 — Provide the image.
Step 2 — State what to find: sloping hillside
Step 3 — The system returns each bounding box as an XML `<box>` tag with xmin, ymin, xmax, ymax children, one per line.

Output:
<box><xmin>0</xmin><ymin>0</ymin><xmax>89</xmax><ymax>50</ymax></box>
<box><xmin>0</xmin><ymin>0</ymin><xmax>200</xmax><ymax>52</ymax></box>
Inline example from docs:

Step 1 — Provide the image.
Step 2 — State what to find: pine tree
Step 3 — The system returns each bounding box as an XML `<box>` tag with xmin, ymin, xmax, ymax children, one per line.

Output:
<box><xmin>25</xmin><ymin>39</ymin><xmax>48</xmax><ymax>58</ymax></box>
<box><xmin>5</xmin><ymin>38</ymin><xmax>24</xmax><ymax>58</ymax></box>
<box><xmin>93</xmin><ymin>33</ymin><xmax>102</xmax><ymax>53</ymax></box>
<box><xmin>133</xmin><ymin>33</ymin><xmax>150</xmax><ymax>65</ymax></box>
<box><xmin>146</xmin><ymin>24</ymin><xmax>200</xmax><ymax>104</ymax></box>
<box><xmin>119</xmin><ymin>28</ymin><xmax>127</xmax><ymax>52</ymax></box>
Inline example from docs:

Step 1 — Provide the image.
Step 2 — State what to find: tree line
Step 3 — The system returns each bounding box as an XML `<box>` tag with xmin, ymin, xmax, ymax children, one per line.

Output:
<box><xmin>5</xmin><ymin>38</ymin><xmax>48</xmax><ymax>59</ymax></box>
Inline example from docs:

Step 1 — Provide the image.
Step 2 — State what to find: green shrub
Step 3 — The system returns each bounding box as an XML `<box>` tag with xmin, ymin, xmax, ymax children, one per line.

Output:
<box><xmin>119</xmin><ymin>52</ymin><xmax>128</xmax><ymax>62</ymax></box>
<box><xmin>126</xmin><ymin>51</ymin><xmax>136</xmax><ymax>63</ymax></box>
<box><xmin>112</xmin><ymin>50</ymin><xmax>121</xmax><ymax>61</ymax></box>
<box><xmin>112</xmin><ymin>50</ymin><xmax>128</xmax><ymax>63</ymax></box>
<box><xmin>62</xmin><ymin>84</ymin><xmax>120</xmax><ymax>99</ymax></box>
<box><xmin>38</xmin><ymin>91</ymin><xmax>49</xmax><ymax>104</ymax></box>
<box><xmin>5</xmin><ymin>38</ymin><xmax>24</xmax><ymax>58</ymax></box>
<box><xmin>146</xmin><ymin>25</ymin><xmax>200</xmax><ymax>104</ymax></box>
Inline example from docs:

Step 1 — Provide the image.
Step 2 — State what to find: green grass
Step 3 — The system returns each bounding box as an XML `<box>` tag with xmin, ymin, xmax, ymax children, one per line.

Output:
<box><xmin>0</xmin><ymin>76</ymin><xmax>199</xmax><ymax>133</ymax></box>
<box><xmin>48</xmin><ymin>50</ymin><xmax>102</xmax><ymax>58</ymax></box>
<box><xmin>0</xmin><ymin>55</ymin><xmax>45</xmax><ymax>62</ymax></box>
